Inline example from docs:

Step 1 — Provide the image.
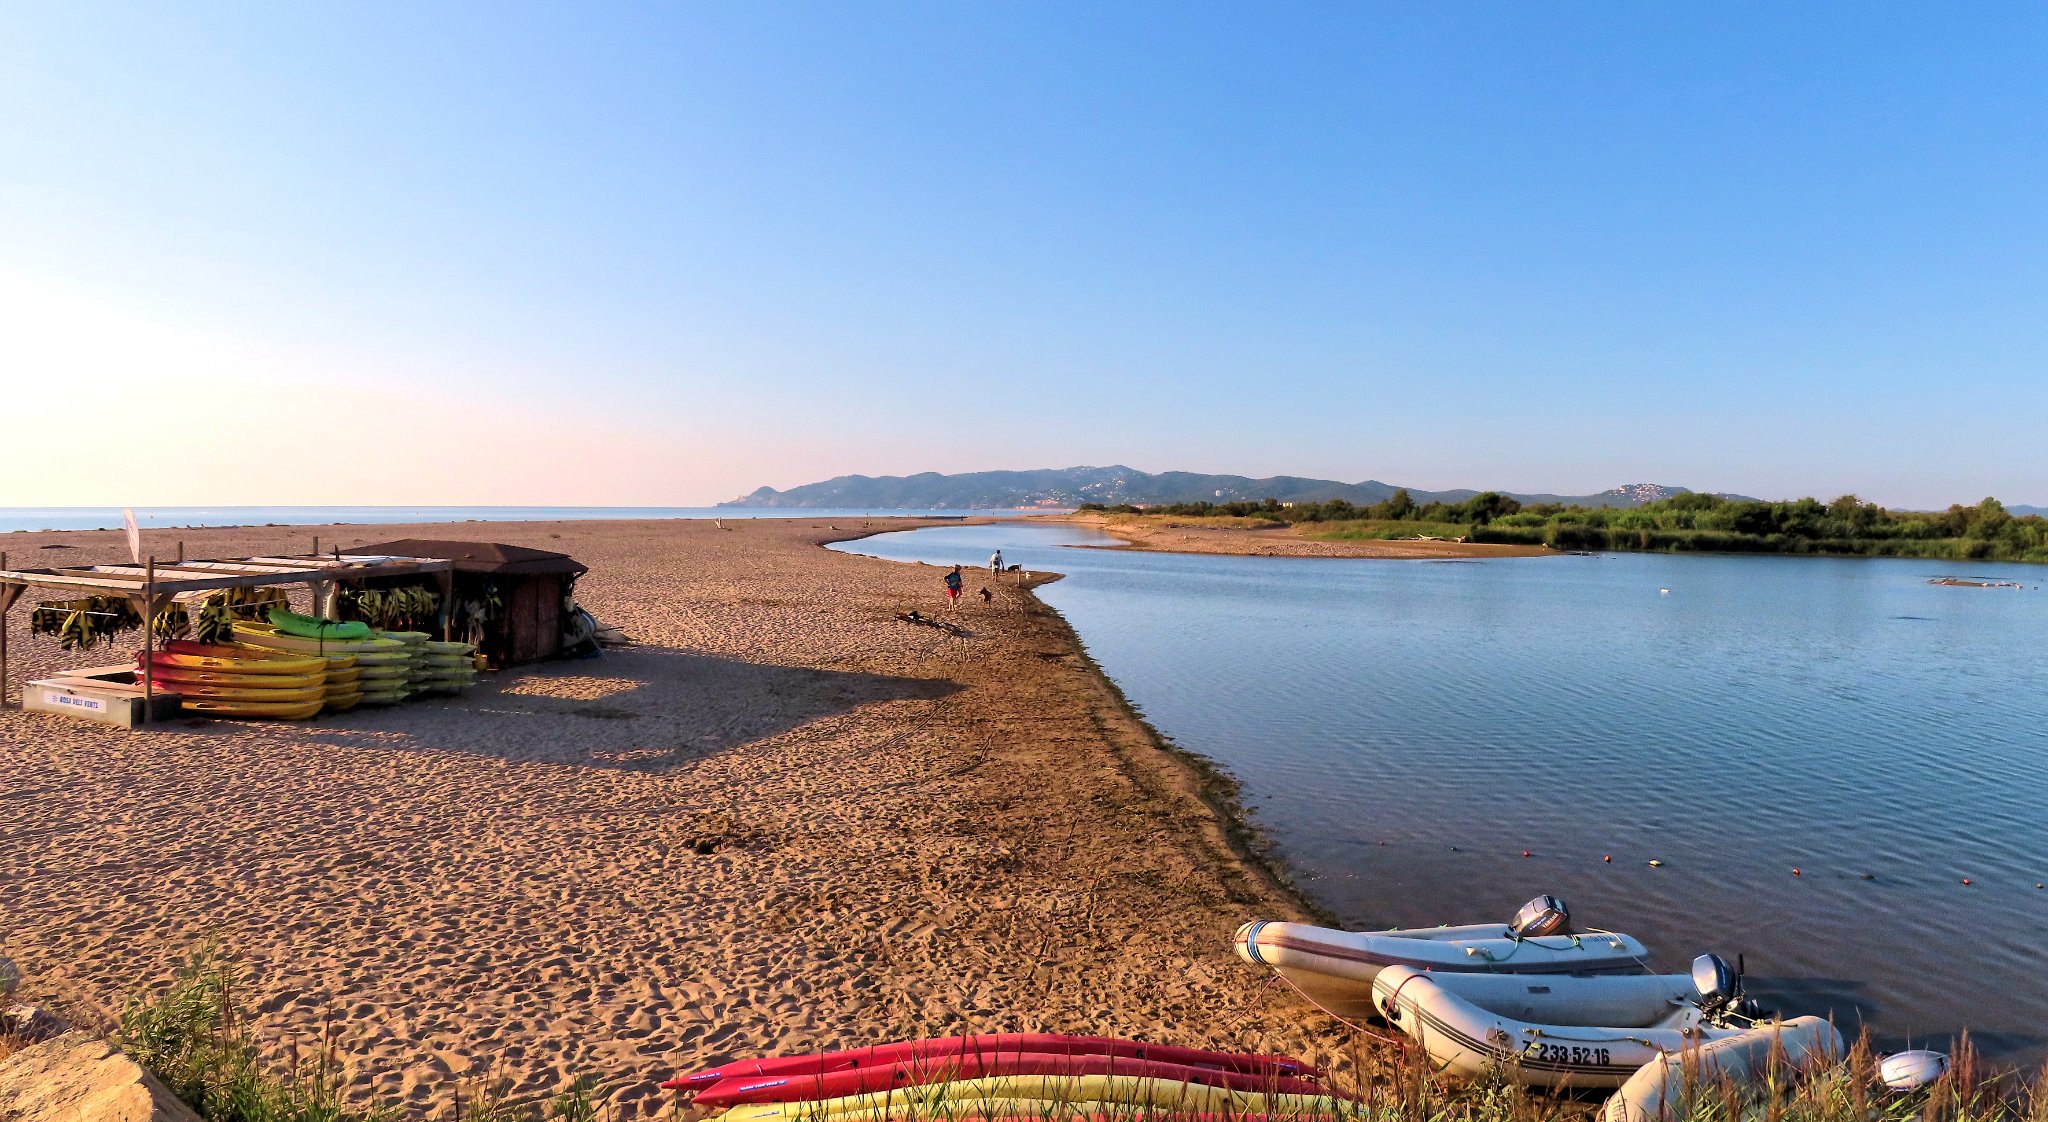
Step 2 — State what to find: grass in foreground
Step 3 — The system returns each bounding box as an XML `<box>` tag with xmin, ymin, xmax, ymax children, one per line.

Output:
<box><xmin>118</xmin><ymin>946</ymin><xmax>625</xmax><ymax>1122</ymax></box>
<box><xmin>114</xmin><ymin>947</ymin><xmax>2048</xmax><ymax>1122</ymax></box>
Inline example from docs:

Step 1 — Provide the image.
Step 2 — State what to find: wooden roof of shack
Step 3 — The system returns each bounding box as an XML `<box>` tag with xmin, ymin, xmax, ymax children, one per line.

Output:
<box><xmin>349</xmin><ymin>539</ymin><xmax>588</xmax><ymax>578</ymax></box>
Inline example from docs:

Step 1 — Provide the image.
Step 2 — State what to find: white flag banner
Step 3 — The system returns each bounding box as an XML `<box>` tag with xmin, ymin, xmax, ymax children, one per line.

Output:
<box><xmin>123</xmin><ymin>508</ymin><xmax>141</xmax><ymax>566</ymax></box>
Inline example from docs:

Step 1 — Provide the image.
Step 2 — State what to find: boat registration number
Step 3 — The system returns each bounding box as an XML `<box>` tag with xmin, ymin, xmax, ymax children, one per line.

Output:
<box><xmin>1524</xmin><ymin>1042</ymin><xmax>1613</xmax><ymax>1066</ymax></box>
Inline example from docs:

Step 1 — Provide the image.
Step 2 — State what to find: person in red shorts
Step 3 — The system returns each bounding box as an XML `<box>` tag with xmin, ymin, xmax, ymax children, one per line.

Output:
<box><xmin>944</xmin><ymin>565</ymin><xmax>963</xmax><ymax>604</ymax></box>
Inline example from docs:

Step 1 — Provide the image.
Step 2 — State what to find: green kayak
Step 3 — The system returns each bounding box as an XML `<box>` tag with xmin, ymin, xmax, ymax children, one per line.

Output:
<box><xmin>268</xmin><ymin>607</ymin><xmax>372</xmax><ymax>641</ymax></box>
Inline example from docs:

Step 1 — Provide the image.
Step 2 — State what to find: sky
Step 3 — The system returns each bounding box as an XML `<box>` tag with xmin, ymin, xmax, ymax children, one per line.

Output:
<box><xmin>2</xmin><ymin>3</ymin><xmax>2044</xmax><ymax>508</ymax></box>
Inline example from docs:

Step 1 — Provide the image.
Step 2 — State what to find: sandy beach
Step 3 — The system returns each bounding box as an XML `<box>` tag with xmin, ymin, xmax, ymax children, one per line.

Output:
<box><xmin>0</xmin><ymin>518</ymin><xmax>1325</xmax><ymax>1115</ymax></box>
<box><xmin>1052</xmin><ymin>512</ymin><xmax>1549</xmax><ymax>560</ymax></box>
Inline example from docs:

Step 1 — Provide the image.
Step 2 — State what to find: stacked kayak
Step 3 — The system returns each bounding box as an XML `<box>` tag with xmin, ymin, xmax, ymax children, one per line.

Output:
<box><xmin>417</xmin><ymin>639</ymin><xmax>479</xmax><ymax>693</ymax></box>
<box><xmin>136</xmin><ymin>641</ymin><xmax>328</xmax><ymax>720</ymax></box>
<box><xmin>235</xmin><ymin>621</ymin><xmax>414</xmax><ymax>705</ymax></box>
<box><xmin>321</xmin><ymin>653</ymin><xmax>363</xmax><ymax>712</ymax></box>
<box><xmin>380</xmin><ymin>630</ymin><xmax>433</xmax><ymax>693</ymax></box>
<box><xmin>268</xmin><ymin>607</ymin><xmax>372</xmax><ymax>642</ymax></box>
<box><xmin>668</xmin><ymin>1035</ymin><xmax>1347</xmax><ymax>1121</ymax></box>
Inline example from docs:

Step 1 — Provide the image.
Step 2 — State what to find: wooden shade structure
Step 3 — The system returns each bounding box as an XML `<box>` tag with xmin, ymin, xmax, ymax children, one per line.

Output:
<box><xmin>348</xmin><ymin>540</ymin><xmax>587</xmax><ymax>667</ymax></box>
<box><xmin>0</xmin><ymin>552</ymin><xmax>454</xmax><ymax>718</ymax></box>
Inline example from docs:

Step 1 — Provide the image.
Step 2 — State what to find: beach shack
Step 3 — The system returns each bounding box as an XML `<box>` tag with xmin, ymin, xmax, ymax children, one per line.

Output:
<box><xmin>346</xmin><ymin>540</ymin><xmax>588</xmax><ymax>667</ymax></box>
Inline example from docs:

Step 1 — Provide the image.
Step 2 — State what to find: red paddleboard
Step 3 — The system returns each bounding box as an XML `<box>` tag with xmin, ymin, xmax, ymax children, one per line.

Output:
<box><xmin>694</xmin><ymin>1052</ymin><xmax>1331</xmax><ymax>1106</ymax></box>
<box><xmin>663</xmin><ymin>1034</ymin><xmax>1316</xmax><ymax>1091</ymax></box>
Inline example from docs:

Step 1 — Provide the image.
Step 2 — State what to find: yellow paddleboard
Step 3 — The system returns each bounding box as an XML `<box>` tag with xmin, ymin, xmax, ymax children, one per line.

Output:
<box><xmin>180</xmin><ymin>697</ymin><xmax>326</xmax><ymax>720</ymax></box>
<box><xmin>143</xmin><ymin>666</ymin><xmax>327</xmax><ymax>691</ymax></box>
<box><xmin>157</xmin><ymin>681</ymin><xmax>324</xmax><ymax>704</ymax></box>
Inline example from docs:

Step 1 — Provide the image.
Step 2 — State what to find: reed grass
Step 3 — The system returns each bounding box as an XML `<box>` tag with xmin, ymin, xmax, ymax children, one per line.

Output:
<box><xmin>1296</xmin><ymin>520</ymin><xmax>1474</xmax><ymax>543</ymax></box>
<box><xmin>111</xmin><ymin>946</ymin><xmax>2045</xmax><ymax>1122</ymax></box>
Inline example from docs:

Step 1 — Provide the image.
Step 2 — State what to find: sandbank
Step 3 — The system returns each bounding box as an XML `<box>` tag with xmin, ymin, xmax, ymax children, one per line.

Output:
<box><xmin>1049</xmin><ymin>512</ymin><xmax>1550</xmax><ymax>560</ymax></box>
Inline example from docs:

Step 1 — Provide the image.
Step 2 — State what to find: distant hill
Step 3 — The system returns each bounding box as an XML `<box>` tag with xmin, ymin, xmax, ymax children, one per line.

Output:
<box><xmin>723</xmin><ymin>466</ymin><xmax>1752</xmax><ymax>510</ymax></box>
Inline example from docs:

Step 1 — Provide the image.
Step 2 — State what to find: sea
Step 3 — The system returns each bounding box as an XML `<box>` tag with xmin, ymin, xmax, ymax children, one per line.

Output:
<box><xmin>834</xmin><ymin>521</ymin><xmax>2048</xmax><ymax>1064</ymax></box>
<box><xmin>0</xmin><ymin>506</ymin><xmax>1040</xmax><ymax>535</ymax></box>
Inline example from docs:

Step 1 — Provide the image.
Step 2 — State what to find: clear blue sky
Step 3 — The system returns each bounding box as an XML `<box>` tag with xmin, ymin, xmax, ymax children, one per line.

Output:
<box><xmin>4</xmin><ymin>3</ymin><xmax>2043</xmax><ymax>507</ymax></box>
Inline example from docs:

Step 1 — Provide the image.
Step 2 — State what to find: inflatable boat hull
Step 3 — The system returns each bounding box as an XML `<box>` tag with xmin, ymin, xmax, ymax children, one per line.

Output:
<box><xmin>1238</xmin><ymin>919</ymin><xmax>1651</xmax><ymax>1018</ymax></box>
<box><xmin>1373</xmin><ymin>965</ymin><xmax>1757</xmax><ymax>1089</ymax></box>
<box><xmin>1602</xmin><ymin>1017</ymin><xmax>1843</xmax><ymax>1121</ymax></box>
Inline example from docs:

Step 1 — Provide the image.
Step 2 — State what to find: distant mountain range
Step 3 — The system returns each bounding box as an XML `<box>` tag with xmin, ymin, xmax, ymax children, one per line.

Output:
<box><xmin>724</xmin><ymin>466</ymin><xmax>1759</xmax><ymax>510</ymax></box>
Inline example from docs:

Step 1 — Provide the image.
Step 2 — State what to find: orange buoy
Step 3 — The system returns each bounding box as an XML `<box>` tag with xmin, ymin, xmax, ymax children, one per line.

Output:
<box><xmin>1792</xmin><ymin>868</ymin><xmax>1802</xmax><ymax>876</ymax></box>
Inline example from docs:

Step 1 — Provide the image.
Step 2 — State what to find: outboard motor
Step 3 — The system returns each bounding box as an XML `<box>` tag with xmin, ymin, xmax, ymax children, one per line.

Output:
<box><xmin>1691</xmin><ymin>953</ymin><xmax>1738</xmax><ymax>1012</ymax></box>
<box><xmin>1879</xmin><ymin>1050</ymin><xmax>1950</xmax><ymax>1093</ymax></box>
<box><xmin>1508</xmin><ymin>895</ymin><xmax>1572</xmax><ymax>938</ymax></box>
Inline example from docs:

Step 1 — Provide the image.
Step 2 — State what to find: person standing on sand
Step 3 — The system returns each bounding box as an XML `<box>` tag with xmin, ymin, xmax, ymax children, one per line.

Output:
<box><xmin>990</xmin><ymin>550</ymin><xmax>1003</xmax><ymax>577</ymax></box>
<box><xmin>944</xmin><ymin>565</ymin><xmax>963</xmax><ymax>605</ymax></box>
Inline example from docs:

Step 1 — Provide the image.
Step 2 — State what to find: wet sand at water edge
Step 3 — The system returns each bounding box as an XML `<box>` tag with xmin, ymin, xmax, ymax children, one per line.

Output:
<box><xmin>0</xmin><ymin>518</ymin><xmax>1331</xmax><ymax>1115</ymax></box>
<box><xmin>1051</xmin><ymin>512</ymin><xmax>1549</xmax><ymax>560</ymax></box>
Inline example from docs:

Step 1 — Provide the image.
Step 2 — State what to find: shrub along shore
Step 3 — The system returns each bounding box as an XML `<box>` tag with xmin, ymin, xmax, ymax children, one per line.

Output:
<box><xmin>1080</xmin><ymin>492</ymin><xmax>2048</xmax><ymax>563</ymax></box>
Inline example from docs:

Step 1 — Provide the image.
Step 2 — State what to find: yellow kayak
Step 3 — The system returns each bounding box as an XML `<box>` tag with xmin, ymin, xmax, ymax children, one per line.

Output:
<box><xmin>179</xmin><ymin>697</ymin><xmax>326</xmax><ymax>720</ymax></box>
<box><xmin>234</xmin><ymin>622</ymin><xmax>409</xmax><ymax>656</ymax></box>
<box><xmin>325</xmin><ymin>666</ymin><xmax>362</xmax><ymax>686</ymax></box>
<box><xmin>140</xmin><ymin>664</ymin><xmax>327</xmax><ymax>691</ymax></box>
<box><xmin>146</xmin><ymin>642</ymin><xmax>327</xmax><ymax>677</ymax></box>
<box><xmin>719</xmin><ymin>1076</ymin><xmax>1347</xmax><ymax>1122</ymax></box>
<box><xmin>155</xmin><ymin>681</ymin><xmax>324</xmax><ymax>704</ymax></box>
<box><xmin>322</xmin><ymin>691</ymin><xmax>363</xmax><ymax>713</ymax></box>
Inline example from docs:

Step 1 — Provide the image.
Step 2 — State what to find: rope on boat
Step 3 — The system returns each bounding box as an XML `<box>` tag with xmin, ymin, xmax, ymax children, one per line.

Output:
<box><xmin>1256</xmin><ymin>959</ymin><xmax>1407</xmax><ymax>1050</ymax></box>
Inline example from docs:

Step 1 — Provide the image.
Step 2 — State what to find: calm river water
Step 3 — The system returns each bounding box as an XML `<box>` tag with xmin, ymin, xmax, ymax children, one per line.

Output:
<box><xmin>836</xmin><ymin>522</ymin><xmax>2048</xmax><ymax>1062</ymax></box>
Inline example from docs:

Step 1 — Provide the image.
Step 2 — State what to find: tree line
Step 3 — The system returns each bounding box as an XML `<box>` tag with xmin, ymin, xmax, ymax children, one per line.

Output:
<box><xmin>1077</xmin><ymin>492</ymin><xmax>2048</xmax><ymax>562</ymax></box>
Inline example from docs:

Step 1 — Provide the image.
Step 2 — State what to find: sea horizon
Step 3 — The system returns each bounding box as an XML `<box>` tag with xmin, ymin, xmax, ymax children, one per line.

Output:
<box><xmin>0</xmin><ymin>505</ymin><xmax>1062</xmax><ymax>535</ymax></box>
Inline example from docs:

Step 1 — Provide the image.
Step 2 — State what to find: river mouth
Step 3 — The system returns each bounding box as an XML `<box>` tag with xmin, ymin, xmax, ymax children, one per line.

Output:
<box><xmin>835</xmin><ymin>521</ymin><xmax>2048</xmax><ymax>1066</ymax></box>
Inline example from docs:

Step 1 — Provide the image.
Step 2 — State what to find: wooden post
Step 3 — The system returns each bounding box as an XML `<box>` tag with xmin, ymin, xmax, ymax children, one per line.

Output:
<box><xmin>1</xmin><ymin>550</ymin><xmax>9</xmax><ymax>709</ymax></box>
<box><xmin>436</xmin><ymin>569</ymin><xmax>454</xmax><ymax>641</ymax></box>
<box><xmin>142</xmin><ymin>557</ymin><xmax>156</xmax><ymax>726</ymax></box>
<box><xmin>177</xmin><ymin>540</ymin><xmax>185</xmax><ymax>563</ymax></box>
<box><xmin>312</xmin><ymin>536</ymin><xmax>320</xmax><ymax>558</ymax></box>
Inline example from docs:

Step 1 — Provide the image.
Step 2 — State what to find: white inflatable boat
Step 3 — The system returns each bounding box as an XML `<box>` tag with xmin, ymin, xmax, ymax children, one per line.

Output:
<box><xmin>1236</xmin><ymin>896</ymin><xmax>1652</xmax><ymax>1018</ymax></box>
<box><xmin>1374</xmin><ymin>953</ymin><xmax>1812</xmax><ymax>1090</ymax></box>
<box><xmin>1602</xmin><ymin>1018</ymin><xmax>1846</xmax><ymax>1120</ymax></box>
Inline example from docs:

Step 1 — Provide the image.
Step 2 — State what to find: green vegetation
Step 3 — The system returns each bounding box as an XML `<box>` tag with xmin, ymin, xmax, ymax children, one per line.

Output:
<box><xmin>118</xmin><ymin>946</ymin><xmax>626</xmax><ymax>1122</ymax></box>
<box><xmin>1080</xmin><ymin>492</ymin><xmax>2048</xmax><ymax>562</ymax></box>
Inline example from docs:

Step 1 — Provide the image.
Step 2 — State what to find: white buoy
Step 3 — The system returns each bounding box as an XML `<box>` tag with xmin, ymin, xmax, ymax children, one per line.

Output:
<box><xmin>1879</xmin><ymin>1050</ymin><xmax>1950</xmax><ymax>1092</ymax></box>
<box><xmin>1659</xmin><ymin>588</ymin><xmax>1671</xmax><ymax>595</ymax></box>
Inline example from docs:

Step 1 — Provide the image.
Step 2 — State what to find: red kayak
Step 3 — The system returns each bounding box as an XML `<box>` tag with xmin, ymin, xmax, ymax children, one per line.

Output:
<box><xmin>694</xmin><ymin>1052</ymin><xmax>1330</xmax><ymax>1107</ymax></box>
<box><xmin>664</xmin><ymin>1034</ymin><xmax>1316</xmax><ymax>1091</ymax></box>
